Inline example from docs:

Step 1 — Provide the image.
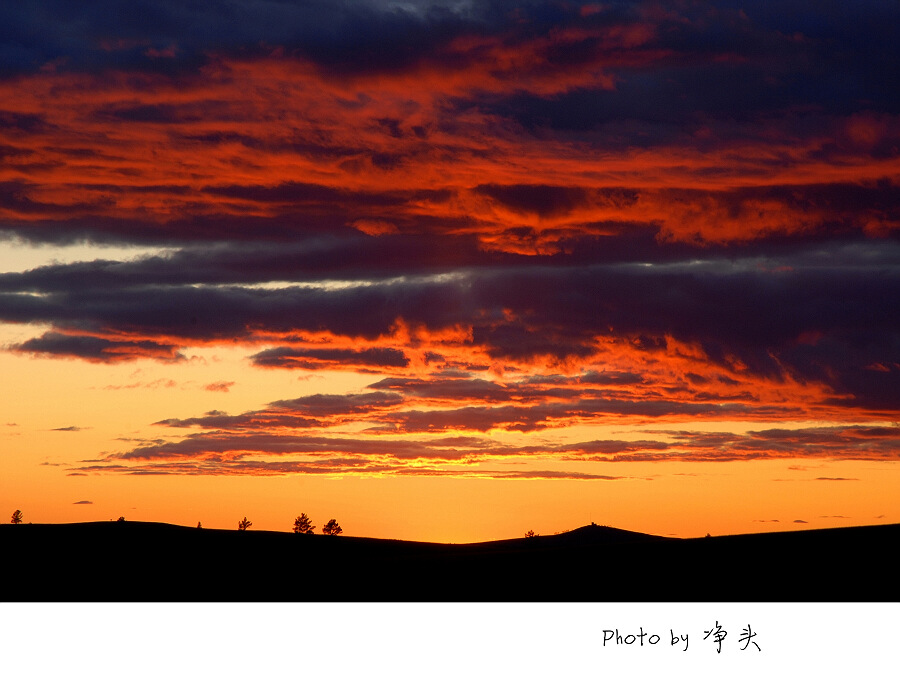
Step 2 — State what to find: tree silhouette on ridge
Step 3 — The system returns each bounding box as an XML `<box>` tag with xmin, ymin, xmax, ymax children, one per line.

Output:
<box><xmin>322</xmin><ymin>519</ymin><xmax>342</xmax><ymax>536</ymax></box>
<box><xmin>293</xmin><ymin>513</ymin><xmax>315</xmax><ymax>534</ymax></box>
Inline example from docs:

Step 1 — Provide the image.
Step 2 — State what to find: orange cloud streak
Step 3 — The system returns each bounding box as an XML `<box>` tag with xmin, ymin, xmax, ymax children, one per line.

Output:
<box><xmin>3</xmin><ymin>53</ymin><xmax>898</xmax><ymax>245</ymax></box>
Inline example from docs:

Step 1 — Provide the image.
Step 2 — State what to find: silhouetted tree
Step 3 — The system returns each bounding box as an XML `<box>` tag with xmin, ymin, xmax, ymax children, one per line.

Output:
<box><xmin>525</xmin><ymin>529</ymin><xmax>536</xmax><ymax>538</ymax></box>
<box><xmin>322</xmin><ymin>519</ymin><xmax>342</xmax><ymax>536</ymax></box>
<box><xmin>10</xmin><ymin>510</ymin><xmax>23</xmax><ymax>525</ymax></box>
<box><xmin>293</xmin><ymin>513</ymin><xmax>315</xmax><ymax>534</ymax></box>
<box><xmin>117</xmin><ymin>516</ymin><xmax>126</xmax><ymax>522</ymax></box>
<box><xmin>197</xmin><ymin>521</ymin><xmax>202</xmax><ymax>529</ymax></box>
<box><xmin>238</xmin><ymin>517</ymin><xmax>252</xmax><ymax>531</ymax></box>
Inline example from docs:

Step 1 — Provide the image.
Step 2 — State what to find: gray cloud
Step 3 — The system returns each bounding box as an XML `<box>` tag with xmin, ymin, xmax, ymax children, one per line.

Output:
<box><xmin>251</xmin><ymin>346</ymin><xmax>410</xmax><ymax>370</ymax></box>
<box><xmin>3</xmin><ymin>248</ymin><xmax>898</xmax><ymax>407</ymax></box>
<box><xmin>2</xmin><ymin>0</ymin><xmax>899</xmax><ymax>485</ymax></box>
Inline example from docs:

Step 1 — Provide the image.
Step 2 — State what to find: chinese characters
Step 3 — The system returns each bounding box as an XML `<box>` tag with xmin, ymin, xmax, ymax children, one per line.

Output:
<box><xmin>602</xmin><ymin>623</ymin><xmax>760</xmax><ymax>653</ymax></box>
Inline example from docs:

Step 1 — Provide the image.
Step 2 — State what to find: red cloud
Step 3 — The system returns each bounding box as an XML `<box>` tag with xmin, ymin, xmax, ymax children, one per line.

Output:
<box><xmin>72</xmin><ymin>423</ymin><xmax>900</xmax><ymax>477</ymax></box>
<box><xmin>3</xmin><ymin>51</ymin><xmax>898</xmax><ymax>249</ymax></box>
<box><xmin>205</xmin><ymin>381</ymin><xmax>234</xmax><ymax>393</ymax></box>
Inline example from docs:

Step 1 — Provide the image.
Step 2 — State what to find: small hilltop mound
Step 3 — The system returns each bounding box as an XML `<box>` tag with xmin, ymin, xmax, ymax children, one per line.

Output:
<box><xmin>552</xmin><ymin>523</ymin><xmax>666</xmax><ymax>544</ymax></box>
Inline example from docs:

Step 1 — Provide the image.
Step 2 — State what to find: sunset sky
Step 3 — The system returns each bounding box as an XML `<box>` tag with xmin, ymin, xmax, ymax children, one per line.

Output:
<box><xmin>1</xmin><ymin>0</ymin><xmax>898</xmax><ymax>543</ymax></box>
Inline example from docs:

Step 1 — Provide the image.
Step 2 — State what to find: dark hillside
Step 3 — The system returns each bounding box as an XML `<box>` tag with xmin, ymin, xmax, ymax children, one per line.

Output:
<box><xmin>1</xmin><ymin>521</ymin><xmax>897</xmax><ymax>601</ymax></box>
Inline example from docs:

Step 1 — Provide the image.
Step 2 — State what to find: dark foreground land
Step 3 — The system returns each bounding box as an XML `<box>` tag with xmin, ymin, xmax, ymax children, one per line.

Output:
<box><xmin>1</xmin><ymin>521</ymin><xmax>897</xmax><ymax>601</ymax></box>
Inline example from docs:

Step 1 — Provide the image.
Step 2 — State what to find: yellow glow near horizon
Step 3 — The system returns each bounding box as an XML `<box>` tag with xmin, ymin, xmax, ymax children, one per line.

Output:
<box><xmin>4</xmin><ymin>456</ymin><xmax>895</xmax><ymax>543</ymax></box>
<box><xmin>2</xmin><ymin>339</ymin><xmax>898</xmax><ymax>542</ymax></box>
<box><xmin>2</xmin><ymin>330</ymin><xmax>899</xmax><ymax>542</ymax></box>
<box><xmin>2</xmin><ymin>3</ymin><xmax>899</xmax><ymax>552</ymax></box>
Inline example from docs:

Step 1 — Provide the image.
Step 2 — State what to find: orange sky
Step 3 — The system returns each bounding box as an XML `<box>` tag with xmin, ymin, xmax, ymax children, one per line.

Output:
<box><xmin>1</xmin><ymin>0</ymin><xmax>898</xmax><ymax>541</ymax></box>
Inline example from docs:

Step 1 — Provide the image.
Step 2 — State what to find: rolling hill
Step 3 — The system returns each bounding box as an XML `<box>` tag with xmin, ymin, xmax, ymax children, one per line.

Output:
<box><xmin>2</xmin><ymin>521</ymin><xmax>897</xmax><ymax>601</ymax></box>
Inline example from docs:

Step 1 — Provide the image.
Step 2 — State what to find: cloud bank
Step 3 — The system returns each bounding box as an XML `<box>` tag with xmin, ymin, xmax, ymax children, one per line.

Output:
<box><xmin>1</xmin><ymin>0</ymin><xmax>898</xmax><ymax>476</ymax></box>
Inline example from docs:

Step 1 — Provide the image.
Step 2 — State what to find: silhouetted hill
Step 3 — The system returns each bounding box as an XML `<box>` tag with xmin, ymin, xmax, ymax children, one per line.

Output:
<box><xmin>2</xmin><ymin>521</ymin><xmax>897</xmax><ymax>601</ymax></box>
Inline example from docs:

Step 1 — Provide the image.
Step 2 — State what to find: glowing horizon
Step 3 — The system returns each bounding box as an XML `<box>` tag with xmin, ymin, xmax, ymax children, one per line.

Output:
<box><xmin>2</xmin><ymin>1</ymin><xmax>898</xmax><ymax>543</ymax></box>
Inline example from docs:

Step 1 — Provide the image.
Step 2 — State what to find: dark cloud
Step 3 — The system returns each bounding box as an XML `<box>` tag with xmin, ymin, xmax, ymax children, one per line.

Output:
<box><xmin>0</xmin><ymin>239</ymin><xmax>900</xmax><ymax>408</ymax></box>
<box><xmin>369</xmin><ymin>375</ymin><xmax>515</xmax><ymax>402</ymax></box>
<box><xmin>251</xmin><ymin>346</ymin><xmax>410</xmax><ymax>370</ymax></box>
<box><xmin>153</xmin><ymin>411</ymin><xmax>323</xmax><ymax>431</ymax></box>
<box><xmin>5</xmin><ymin>0</ymin><xmax>895</xmax><ymax>119</ymax></box>
<box><xmin>203</xmin><ymin>182</ymin><xmax>449</xmax><ymax>211</ymax></box>
<box><xmin>154</xmin><ymin>392</ymin><xmax>405</xmax><ymax>430</ymax></box>
<box><xmin>270</xmin><ymin>391</ymin><xmax>405</xmax><ymax>415</ymax></box>
<box><xmin>51</xmin><ymin>425</ymin><xmax>83</xmax><ymax>432</ymax></box>
<box><xmin>111</xmin><ymin>431</ymin><xmax>500</xmax><ymax>461</ymax></box>
<box><xmin>0</xmin><ymin>0</ymin><xmax>461</xmax><ymax>78</ymax></box>
<box><xmin>382</xmin><ymin>399</ymin><xmax>765</xmax><ymax>433</ymax></box>
<box><xmin>10</xmin><ymin>332</ymin><xmax>183</xmax><ymax>363</ymax></box>
<box><xmin>150</xmin><ymin>370</ymin><xmax>804</xmax><ymax>434</ymax></box>
<box><xmin>2</xmin><ymin>0</ymin><xmax>899</xmax><ymax>484</ymax></box>
<box><xmin>0</xmin><ymin>235</ymin><xmax>509</xmax><ymax>287</ymax></box>
<box><xmin>85</xmin><ymin>423</ymin><xmax>900</xmax><ymax>477</ymax></box>
<box><xmin>2</xmin><ymin>243</ymin><xmax>898</xmax><ymax>407</ymax></box>
<box><xmin>578</xmin><ymin>371</ymin><xmax>645</xmax><ymax>386</ymax></box>
<box><xmin>72</xmin><ymin>500</ymin><xmax>93</xmax><ymax>505</ymax></box>
<box><xmin>473</xmin><ymin>184</ymin><xmax>596</xmax><ymax>218</ymax></box>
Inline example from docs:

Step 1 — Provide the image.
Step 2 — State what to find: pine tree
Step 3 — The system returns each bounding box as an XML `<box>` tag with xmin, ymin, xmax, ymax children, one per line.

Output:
<box><xmin>293</xmin><ymin>513</ymin><xmax>315</xmax><ymax>534</ymax></box>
